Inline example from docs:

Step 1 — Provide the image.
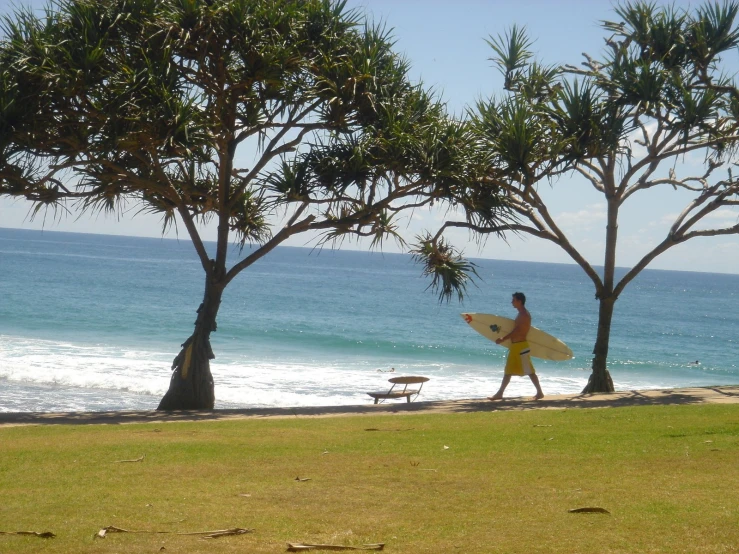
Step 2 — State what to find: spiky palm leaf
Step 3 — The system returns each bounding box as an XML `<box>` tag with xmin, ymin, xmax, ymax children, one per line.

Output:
<box><xmin>486</xmin><ymin>25</ymin><xmax>534</xmax><ymax>91</ymax></box>
<box><xmin>411</xmin><ymin>234</ymin><xmax>479</xmax><ymax>303</ymax></box>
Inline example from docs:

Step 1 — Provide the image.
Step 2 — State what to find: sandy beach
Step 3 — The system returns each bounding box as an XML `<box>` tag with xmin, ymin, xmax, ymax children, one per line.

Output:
<box><xmin>1</xmin><ymin>385</ymin><xmax>737</xmax><ymax>427</ymax></box>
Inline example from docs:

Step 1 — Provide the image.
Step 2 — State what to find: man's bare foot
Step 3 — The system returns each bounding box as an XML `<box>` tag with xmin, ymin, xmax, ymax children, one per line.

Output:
<box><xmin>533</xmin><ymin>393</ymin><xmax>544</xmax><ymax>400</ymax></box>
<box><xmin>488</xmin><ymin>394</ymin><xmax>504</xmax><ymax>401</ymax></box>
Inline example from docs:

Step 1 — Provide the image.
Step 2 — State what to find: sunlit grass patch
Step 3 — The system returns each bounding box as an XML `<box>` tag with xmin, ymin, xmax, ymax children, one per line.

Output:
<box><xmin>0</xmin><ymin>404</ymin><xmax>737</xmax><ymax>553</ymax></box>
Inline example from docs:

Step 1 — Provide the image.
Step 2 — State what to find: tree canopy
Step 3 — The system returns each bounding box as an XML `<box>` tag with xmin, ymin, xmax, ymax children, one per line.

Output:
<box><xmin>418</xmin><ymin>0</ymin><xmax>739</xmax><ymax>392</ymax></box>
<box><xmin>0</xmin><ymin>0</ymin><xmax>510</xmax><ymax>408</ymax></box>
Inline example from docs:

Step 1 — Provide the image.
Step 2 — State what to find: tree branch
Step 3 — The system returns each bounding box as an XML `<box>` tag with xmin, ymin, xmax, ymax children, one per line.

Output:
<box><xmin>671</xmin><ymin>183</ymin><xmax>739</xmax><ymax>237</ymax></box>
<box><xmin>619</xmin><ymin>127</ymin><xmax>678</xmax><ymax>192</ymax></box>
<box><xmin>177</xmin><ymin>204</ymin><xmax>213</xmax><ymax>276</ymax></box>
<box><xmin>503</xmin><ymin>186</ymin><xmax>605</xmax><ymax>293</ymax></box>
<box><xmin>621</xmin><ymin>161</ymin><xmax>724</xmax><ymax>202</ymax></box>
<box><xmin>224</xmin><ymin>214</ymin><xmax>317</xmax><ymax>285</ymax></box>
<box><xmin>574</xmin><ymin>165</ymin><xmax>606</xmax><ymax>192</ymax></box>
<box><xmin>430</xmin><ymin>220</ymin><xmax>552</xmax><ymax>242</ymax></box>
<box><xmin>614</xmin><ymin>221</ymin><xmax>739</xmax><ymax>298</ymax></box>
<box><xmin>233</xmin><ymin>98</ymin><xmax>324</xmax><ymax>145</ymax></box>
<box><xmin>579</xmin><ymin>159</ymin><xmax>606</xmax><ymax>182</ymax></box>
<box><xmin>233</xmin><ymin>123</ymin><xmax>323</xmax><ymax>201</ymax></box>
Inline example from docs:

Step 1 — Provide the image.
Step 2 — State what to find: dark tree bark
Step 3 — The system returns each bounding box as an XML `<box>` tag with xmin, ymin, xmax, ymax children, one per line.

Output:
<box><xmin>583</xmin><ymin>295</ymin><xmax>616</xmax><ymax>393</ymax></box>
<box><xmin>582</xmin><ymin>195</ymin><xmax>619</xmax><ymax>394</ymax></box>
<box><xmin>157</xmin><ymin>279</ymin><xmax>224</xmax><ymax>410</ymax></box>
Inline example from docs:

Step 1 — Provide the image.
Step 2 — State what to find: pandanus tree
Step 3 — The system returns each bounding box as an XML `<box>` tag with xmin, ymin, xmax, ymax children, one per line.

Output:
<box><xmin>416</xmin><ymin>1</ymin><xmax>739</xmax><ymax>393</ymax></box>
<box><xmin>0</xmin><ymin>0</ymin><xmax>509</xmax><ymax>409</ymax></box>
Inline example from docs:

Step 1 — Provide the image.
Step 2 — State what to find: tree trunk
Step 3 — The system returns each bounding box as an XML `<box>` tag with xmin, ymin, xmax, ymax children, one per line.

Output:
<box><xmin>581</xmin><ymin>190</ymin><xmax>619</xmax><ymax>394</ymax></box>
<box><xmin>582</xmin><ymin>295</ymin><xmax>616</xmax><ymax>394</ymax></box>
<box><xmin>157</xmin><ymin>281</ymin><xmax>224</xmax><ymax>411</ymax></box>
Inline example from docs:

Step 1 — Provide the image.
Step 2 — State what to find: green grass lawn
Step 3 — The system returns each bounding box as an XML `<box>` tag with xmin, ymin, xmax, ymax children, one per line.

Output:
<box><xmin>1</xmin><ymin>404</ymin><xmax>738</xmax><ymax>553</ymax></box>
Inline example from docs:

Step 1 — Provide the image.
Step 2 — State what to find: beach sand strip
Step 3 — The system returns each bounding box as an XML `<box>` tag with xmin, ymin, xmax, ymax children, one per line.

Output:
<box><xmin>0</xmin><ymin>385</ymin><xmax>737</xmax><ymax>428</ymax></box>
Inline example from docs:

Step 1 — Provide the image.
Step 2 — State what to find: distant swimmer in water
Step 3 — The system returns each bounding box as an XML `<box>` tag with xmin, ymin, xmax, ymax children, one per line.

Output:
<box><xmin>690</xmin><ymin>360</ymin><xmax>700</xmax><ymax>365</ymax></box>
<box><xmin>377</xmin><ymin>367</ymin><xmax>396</xmax><ymax>373</ymax></box>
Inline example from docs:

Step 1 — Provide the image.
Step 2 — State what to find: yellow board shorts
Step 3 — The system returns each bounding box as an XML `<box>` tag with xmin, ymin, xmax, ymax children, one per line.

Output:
<box><xmin>505</xmin><ymin>341</ymin><xmax>535</xmax><ymax>376</ymax></box>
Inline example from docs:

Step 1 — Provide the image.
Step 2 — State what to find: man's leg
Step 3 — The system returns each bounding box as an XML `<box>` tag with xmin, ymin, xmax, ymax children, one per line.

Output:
<box><xmin>489</xmin><ymin>374</ymin><xmax>512</xmax><ymax>400</ymax></box>
<box><xmin>529</xmin><ymin>374</ymin><xmax>544</xmax><ymax>400</ymax></box>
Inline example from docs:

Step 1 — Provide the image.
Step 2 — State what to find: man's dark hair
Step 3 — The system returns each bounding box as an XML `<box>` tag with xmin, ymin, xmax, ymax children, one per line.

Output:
<box><xmin>513</xmin><ymin>292</ymin><xmax>526</xmax><ymax>305</ymax></box>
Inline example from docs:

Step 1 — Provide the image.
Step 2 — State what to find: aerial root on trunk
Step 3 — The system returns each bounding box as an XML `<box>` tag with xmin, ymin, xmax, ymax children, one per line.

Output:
<box><xmin>581</xmin><ymin>369</ymin><xmax>615</xmax><ymax>394</ymax></box>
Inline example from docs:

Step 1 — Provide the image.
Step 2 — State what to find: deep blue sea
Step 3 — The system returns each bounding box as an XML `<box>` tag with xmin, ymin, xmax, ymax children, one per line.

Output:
<box><xmin>1</xmin><ymin>227</ymin><xmax>737</xmax><ymax>412</ymax></box>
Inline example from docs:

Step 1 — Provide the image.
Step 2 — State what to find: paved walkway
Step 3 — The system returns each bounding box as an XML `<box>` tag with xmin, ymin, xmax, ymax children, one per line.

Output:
<box><xmin>1</xmin><ymin>385</ymin><xmax>737</xmax><ymax>427</ymax></box>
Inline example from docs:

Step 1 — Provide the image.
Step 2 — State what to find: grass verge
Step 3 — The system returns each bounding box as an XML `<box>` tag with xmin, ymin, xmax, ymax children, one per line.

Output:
<box><xmin>1</xmin><ymin>404</ymin><xmax>738</xmax><ymax>553</ymax></box>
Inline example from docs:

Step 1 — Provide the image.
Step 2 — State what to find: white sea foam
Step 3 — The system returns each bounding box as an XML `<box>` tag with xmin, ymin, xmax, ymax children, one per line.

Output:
<box><xmin>0</xmin><ymin>335</ymin><xmax>171</xmax><ymax>396</ymax></box>
<box><xmin>2</xmin><ymin>331</ymin><xmax>736</xmax><ymax>413</ymax></box>
<box><xmin>0</xmin><ymin>334</ymin><xmax>599</xmax><ymax>411</ymax></box>
<box><xmin>1</xmin><ymin>336</ymin><xmax>734</xmax><ymax>413</ymax></box>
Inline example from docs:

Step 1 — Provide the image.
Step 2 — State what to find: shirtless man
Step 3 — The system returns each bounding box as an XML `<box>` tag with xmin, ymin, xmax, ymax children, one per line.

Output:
<box><xmin>489</xmin><ymin>292</ymin><xmax>545</xmax><ymax>401</ymax></box>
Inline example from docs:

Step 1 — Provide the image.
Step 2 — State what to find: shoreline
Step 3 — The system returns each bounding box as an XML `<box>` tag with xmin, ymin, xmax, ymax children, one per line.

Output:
<box><xmin>1</xmin><ymin>385</ymin><xmax>737</xmax><ymax>427</ymax></box>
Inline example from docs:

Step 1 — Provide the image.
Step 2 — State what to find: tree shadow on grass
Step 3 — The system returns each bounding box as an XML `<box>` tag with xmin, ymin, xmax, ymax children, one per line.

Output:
<box><xmin>0</xmin><ymin>386</ymin><xmax>736</xmax><ymax>427</ymax></box>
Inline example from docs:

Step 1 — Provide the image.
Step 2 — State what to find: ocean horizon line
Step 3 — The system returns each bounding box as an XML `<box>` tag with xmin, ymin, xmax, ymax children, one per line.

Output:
<box><xmin>2</xmin><ymin>225</ymin><xmax>737</xmax><ymax>278</ymax></box>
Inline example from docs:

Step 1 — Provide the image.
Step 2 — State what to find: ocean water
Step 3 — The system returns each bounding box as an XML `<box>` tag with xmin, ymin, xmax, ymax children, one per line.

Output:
<box><xmin>0</xmin><ymin>227</ymin><xmax>737</xmax><ymax>412</ymax></box>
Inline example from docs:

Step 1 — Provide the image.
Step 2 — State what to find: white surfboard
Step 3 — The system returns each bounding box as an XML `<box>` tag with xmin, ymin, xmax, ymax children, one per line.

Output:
<box><xmin>461</xmin><ymin>313</ymin><xmax>574</xmax><ymax>361</ymax></box>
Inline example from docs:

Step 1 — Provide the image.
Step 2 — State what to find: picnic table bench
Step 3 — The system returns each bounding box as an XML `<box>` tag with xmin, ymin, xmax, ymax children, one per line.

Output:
<box><xmin>367</xmin><ymin>376</ymin><xmax>429</xmax><ymax>404</ymax></box>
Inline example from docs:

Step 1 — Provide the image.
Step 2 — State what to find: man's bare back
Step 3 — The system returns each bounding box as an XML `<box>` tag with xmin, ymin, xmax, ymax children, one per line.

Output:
<box><xmin>496</xmin><ymin>296</ymin><xmax>531</xmax><ymax>344</ymax></box>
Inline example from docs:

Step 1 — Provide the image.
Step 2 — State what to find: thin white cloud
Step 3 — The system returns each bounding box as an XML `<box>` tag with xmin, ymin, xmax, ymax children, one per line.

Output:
<box><xmin>555</xmin><ymin>203</ymin><xmax>607</xmax><ymax>232</ymax></box>
<box><xmin>704</xmin><ymin>208</ymin><xmax>739</xmax><ymax>222</ymax></box>
<box><xmin>660</xmin><ymin>212</ymin><xmax>679</xmax><ymax>224</ymax></box>
<box><xmin>659</xmin><ymin>207</ymin><xmax>739</xmax><ymax>228</ymax></box>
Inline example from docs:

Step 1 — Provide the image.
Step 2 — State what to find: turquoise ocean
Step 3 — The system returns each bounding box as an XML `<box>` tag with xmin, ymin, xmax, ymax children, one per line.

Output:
<box><xmin>1</xmin><ymin>227</ymin><xmax>737</xmax><ymax>412</ymax></box>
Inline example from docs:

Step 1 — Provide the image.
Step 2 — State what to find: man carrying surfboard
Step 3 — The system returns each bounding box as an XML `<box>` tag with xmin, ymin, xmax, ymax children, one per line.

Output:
<box><xmin>490</xmin><ymin>292</ymin><xmax>545</xmax><ymax>401</ymax></box>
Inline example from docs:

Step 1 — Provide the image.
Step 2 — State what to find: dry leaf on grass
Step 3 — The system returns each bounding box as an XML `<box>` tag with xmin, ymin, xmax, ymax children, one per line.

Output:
<box><xmin>568</xmin><ymin>507</ymin><xmax>610</xmax><ymax>514</ymax></box>
<box><xmin>0</xmin><ymin>531</ymin><xmax>55</xmax><ymax>539</ymax></box>
<box><xmin>287</xmin><ymin>542</ymin><xmax>385</xmax><ymax>551</ymax></box>
<box><xmin>94</xmin><ymin>526</ymin><xmax>253</xmax><ymax>539</ymax></box>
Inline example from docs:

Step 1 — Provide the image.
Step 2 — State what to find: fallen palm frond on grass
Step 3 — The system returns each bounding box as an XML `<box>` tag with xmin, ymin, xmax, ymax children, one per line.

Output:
<box><xmin>568</xmin><ymin>507</ymin><xmax>610</xmax><ymax>514</ymax></box>
<box><xmin>363</xmin><ymin>428</ymin><xmax>415</xmax><ymax>432</ymax></box>
<box><xmin>287</xmin><ymin>543</ymin><xmax>384</xmax><ymax>551</ymax></box>
<box><xmin>94</xmin><ymin>525</ymin><xmax>253</xmax><ymax>539</ymax></box>
<box><xmin>0</xmin><ymin>531</ymin><xmax>55</xmax><ymax>539</ymax></box>
<box><xmin>113</xmin><ymin>454</ymin><xmax>145</xmax><ymax>463</ymax></box>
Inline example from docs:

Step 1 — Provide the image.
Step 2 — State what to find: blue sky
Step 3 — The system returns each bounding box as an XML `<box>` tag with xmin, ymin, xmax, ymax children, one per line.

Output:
<box><xmin>1</xmin><ymin>0</ymin><xmax>738</xmax><ymax>274</ymax></box>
